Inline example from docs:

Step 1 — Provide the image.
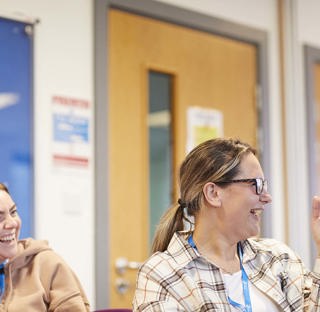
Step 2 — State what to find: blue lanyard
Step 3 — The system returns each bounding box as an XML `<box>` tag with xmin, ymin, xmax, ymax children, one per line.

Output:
<box><xmin>227</xmin><ymin>244</ymin><xmax>252</xmax><ymax>312</ymax></box>
<box><xmin>0</xmin><ymin>261</ymin><xmax>6</xmax><ymax>300</ymax></box>
<box><xmin>188</xmin><ymin>235</ymin><xmax>252</xmax><ymax>312</ymax></box>
<box><xmin>188</xmin><ymin>235</ymin><xmax>197</xmax><ymax>249</ymax></box>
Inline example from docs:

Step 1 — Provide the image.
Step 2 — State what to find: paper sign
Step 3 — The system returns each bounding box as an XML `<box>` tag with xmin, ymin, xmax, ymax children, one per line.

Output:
<box><xmin>52</xmin><ymin>95</ymin><xmax>90</xmax><ymax>167</ymax></box>
<box><xmin>187</xmin><ymin>106</ymin><xmax>223</xmax><ymax>153</ymax></box>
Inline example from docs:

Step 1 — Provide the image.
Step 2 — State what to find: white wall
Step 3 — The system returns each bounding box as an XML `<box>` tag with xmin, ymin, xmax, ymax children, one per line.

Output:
<box><xmin>297</xmin><ymin>0</ymin><xmax>320</xmax><ymax>47</ymax></box>
<box><xmin>0</xmin><ymin>0</ymin><xmax>95</xmax><ymax>305</ymax></box>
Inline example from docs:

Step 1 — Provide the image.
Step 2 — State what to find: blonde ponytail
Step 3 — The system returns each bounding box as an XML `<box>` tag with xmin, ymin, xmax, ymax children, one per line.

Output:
<box><xmin>151</xmin><ymin>203</ymin><xmax>184</xmax><ymax>253</ymax></box>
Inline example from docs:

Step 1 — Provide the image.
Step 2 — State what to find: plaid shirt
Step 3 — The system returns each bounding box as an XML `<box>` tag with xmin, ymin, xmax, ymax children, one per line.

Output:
<box><xmin>133</xmin><ymin>231</ymin><xmax>320</xmax><ymax>311</ymax></box>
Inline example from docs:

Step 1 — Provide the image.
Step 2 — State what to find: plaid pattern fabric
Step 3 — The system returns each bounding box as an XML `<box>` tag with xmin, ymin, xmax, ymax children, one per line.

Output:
<box><xmin>133</xmin><ymin>231</ymin><xmax>320</xmax><ymax>311</ymax></box>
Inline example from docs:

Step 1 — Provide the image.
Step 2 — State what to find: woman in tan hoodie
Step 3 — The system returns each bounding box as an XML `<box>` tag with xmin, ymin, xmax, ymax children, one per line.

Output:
<box><xmin>0</xmin><ymin>183</ymin><xmax>90</xmax><ymax>311</ymax></box>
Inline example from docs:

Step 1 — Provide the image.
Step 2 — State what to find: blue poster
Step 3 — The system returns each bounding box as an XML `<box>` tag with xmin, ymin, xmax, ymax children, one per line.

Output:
<box><xmin>53</xmin><ymin>114</ymin><xmax>89</xmax><ymax>143</ymax></box>
<box><xmin>0</xmin><ymin>18</ymin><xmax>34</xmax><ymax>238</ymax></box>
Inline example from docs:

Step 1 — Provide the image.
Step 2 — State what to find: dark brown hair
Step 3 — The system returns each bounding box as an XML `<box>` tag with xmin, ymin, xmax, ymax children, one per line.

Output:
<box><xmin>0</xmin><ymin>183</ymin><xmax>9</xmax><ymax>194</ymax></box>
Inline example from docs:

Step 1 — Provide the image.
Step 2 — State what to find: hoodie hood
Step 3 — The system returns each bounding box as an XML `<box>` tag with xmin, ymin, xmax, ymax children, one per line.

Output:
<box><xmin>7</xmin><ymin>238</ymin><xmax>52</xmax><ymax>271</ymax></box>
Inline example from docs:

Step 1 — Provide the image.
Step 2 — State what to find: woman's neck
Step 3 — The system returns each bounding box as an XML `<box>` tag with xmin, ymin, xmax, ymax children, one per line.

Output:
<box><xmin>193</xmin><ymin>229</ymin><xmax>238</xmax><ymax>260</ymax></box>
<box><xmin>192</xmin><ymin>228</ymin><xmax>240</xmax><ymax>274</ymax></box>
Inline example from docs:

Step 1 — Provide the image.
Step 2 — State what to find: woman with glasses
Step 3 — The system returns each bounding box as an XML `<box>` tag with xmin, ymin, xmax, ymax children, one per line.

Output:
<box><xmin>0</xmin><ymin>183</ymin><xmax>90</xmax><ymax>311</ymax></box>
<box><xmin>133</xmin><ymin>138</ymin><xmax>320</xmax><ymax>311</ymax></box>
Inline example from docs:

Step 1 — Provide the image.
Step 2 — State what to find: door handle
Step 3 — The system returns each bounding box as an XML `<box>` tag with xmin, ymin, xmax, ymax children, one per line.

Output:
<box><xmin>115</xmin><ymin>278</ymin><xmax>130</xmax><ymax>294</ymax></box>
<box><xmin>115</xmin><ymin>257</ymin><xmax>142</xmax><ymax>275</ymax></box>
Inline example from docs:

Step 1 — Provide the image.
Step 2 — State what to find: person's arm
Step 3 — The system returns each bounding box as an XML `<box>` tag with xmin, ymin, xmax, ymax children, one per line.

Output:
<box><xmin>133</xmin><ymin>268</ymin><xmax>186</xmax><ymax>312</ymax></box>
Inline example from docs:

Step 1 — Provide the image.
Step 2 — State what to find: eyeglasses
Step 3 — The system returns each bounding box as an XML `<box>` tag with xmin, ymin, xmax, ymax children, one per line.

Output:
<box><xmin>215</xmin><ymin>178</ymin><xmax>268</xmax><ymax>195</ymax></box>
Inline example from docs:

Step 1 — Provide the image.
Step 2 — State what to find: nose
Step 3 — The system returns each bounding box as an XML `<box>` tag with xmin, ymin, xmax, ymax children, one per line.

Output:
<box><xmin>4</xmin><ymin>215</ymin><xmax>18</xmax><ymax>229</ymax></box>
<box><xmin>259</xmin><ymin>191</ymin><xmax>272</xmax><ymax>204</ymax></box>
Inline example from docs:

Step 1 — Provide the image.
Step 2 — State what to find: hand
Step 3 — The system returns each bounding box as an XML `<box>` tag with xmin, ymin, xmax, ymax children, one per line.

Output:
<box><xmin>311</xmin><ymin>196</ymin><xmax>320</xmax><ymax>253</ymax></box>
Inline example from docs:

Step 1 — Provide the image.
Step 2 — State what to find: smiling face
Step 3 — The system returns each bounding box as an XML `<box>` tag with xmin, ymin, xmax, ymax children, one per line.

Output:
<box><xmin>0</xmin><ymin>189</ymin><xmax>21</xmax><ymax>262</ymax></box>
<box><xmin>216</xmin><ymin>152</ymin><xmax>272</xmax><ymax>241</ymax></box>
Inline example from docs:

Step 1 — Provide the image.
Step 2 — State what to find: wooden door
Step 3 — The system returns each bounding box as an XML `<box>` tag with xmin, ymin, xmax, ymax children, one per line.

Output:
<box><xmin>108</xmin><ymin>9</ymin><xmax>257</xmax><ymax>307</ymax></box>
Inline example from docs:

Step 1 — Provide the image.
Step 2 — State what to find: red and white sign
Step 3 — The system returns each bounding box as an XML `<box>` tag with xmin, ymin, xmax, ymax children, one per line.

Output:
<box><xmin>51</xmin><ymin>95</ymin><xmax>91</xmax><ymax>168</ymax></box>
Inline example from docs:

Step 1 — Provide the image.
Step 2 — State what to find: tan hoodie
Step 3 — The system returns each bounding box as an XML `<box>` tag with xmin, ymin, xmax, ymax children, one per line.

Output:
<box><xmin>0</xmin><ymin>239</ymin><xmax>90</xmax><ymax>312</ymax></box>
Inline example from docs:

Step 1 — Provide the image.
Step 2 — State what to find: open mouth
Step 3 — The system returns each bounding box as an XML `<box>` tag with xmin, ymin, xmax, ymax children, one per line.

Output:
<box><xmin>0</xmin><ymin>233</ymin><xmax>15</xmax><ymax>243</ymax></box>
<box><xmin>250</xmin><ymin>208</ymin><xmax>263</xmax><ymax>217</ymax></box>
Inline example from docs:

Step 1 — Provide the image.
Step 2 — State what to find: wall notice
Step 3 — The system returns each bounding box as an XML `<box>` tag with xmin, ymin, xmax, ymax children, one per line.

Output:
<box><xmin>187</xmin><ymin>106</ymin><xmax>223</xmax><ymax>153</ymax></box>
<box><xmin>52</xmin><ymin>95</ymin><xmax>90</xmax><ymax>168</ymax></box>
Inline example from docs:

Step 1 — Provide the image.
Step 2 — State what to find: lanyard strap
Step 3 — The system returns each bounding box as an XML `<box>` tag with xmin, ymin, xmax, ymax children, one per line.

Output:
<box><xmin>188</xmin><ymin>235</ymin><xmax>197</xmax><ymax>249</ymax></box>
<box><xmin>0</xmin><ymin>262</ymin><xmax>6</xmax><ymax>300</ymax></box>
<box><xmin>188</xmin><ymin>235</ymin><xmax>252</xmax><ymax>312</ymax></box>
<box><xmin>227</xmin><ymin>244</ymin><xmax>252</xmax><ymax>312</ymax></box>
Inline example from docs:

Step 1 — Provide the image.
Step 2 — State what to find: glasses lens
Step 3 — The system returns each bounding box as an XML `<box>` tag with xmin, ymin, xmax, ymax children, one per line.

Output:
<box><xmin>263</xmin><ymin>180</ymin><xmax>267</xmax><ymax>193</ymax></box>
<box><xmin>257</xmin><ymin>179</ymin><xmax>266</xmax><ymax>194</ymax></box>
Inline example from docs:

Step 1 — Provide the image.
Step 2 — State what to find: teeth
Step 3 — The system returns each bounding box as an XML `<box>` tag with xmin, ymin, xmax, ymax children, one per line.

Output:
<box><xmin>0</xmin><ymin>234</ymin><xmax>15</xmax><ymax>242</ymax></box>
<box><xmin>250</xmin><ymin>209</ymin><xmax>263</xmax><ymax>216</ymax></box>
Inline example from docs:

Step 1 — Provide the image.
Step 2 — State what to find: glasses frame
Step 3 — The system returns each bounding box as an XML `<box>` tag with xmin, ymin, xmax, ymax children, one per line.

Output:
<box><xmin>214</xmin><ymin>178</ymin><xmax>267</xmax><ymax>195</ymax></box>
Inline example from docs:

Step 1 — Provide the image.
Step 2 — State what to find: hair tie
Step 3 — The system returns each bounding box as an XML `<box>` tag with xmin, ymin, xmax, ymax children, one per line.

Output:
<box><xmin>178</xmin><ymin>198</ymin><xmax>187</xmax><ymax>209</ymax></box>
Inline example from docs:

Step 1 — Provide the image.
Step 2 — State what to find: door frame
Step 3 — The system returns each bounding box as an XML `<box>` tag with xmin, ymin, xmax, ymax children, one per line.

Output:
<box><xmin>94</xmin><ymin>0</ymin><xmax>270</xmax><ymax>308</ymax></box>
<box><xmin>304</xmin><ymin>45</ymin><xmax>320</xmax><ymax>263</ymax></box>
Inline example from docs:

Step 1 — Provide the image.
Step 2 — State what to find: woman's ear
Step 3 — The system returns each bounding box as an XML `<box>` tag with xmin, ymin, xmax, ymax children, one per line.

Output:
<box><xmin>202</xmin><ymin>182</ymin><xmax>221</xmax><ymax>207</ymax></box>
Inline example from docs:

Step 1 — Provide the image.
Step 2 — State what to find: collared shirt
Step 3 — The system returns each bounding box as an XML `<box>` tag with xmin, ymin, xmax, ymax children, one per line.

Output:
<box><xmin>133</xmin><ymin>231</ymin><xmax>320</xmax><ymax>311</ymax></box>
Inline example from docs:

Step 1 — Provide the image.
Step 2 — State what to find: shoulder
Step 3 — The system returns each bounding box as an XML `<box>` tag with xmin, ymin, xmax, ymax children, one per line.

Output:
<box><xmin>12</xmin><ymin>241</ymin><xmax>89</xmax><ymax>310</ymax></box>
<box><xmin>13</xmin><ymin>239</ymin><xmax>70</xmax><ymax>271</ymax></box>
<box><xmin>138</xmin><ymin>250</ymin><xmax>176</xmax><ymax>279</ymax></box>
<box><xmin>246</xmin><ymin>237</ymin><xmax>301</xmax><ymax>260</ymax></box>
<box><xmin>18</xmin><ymin>238</ymin><xmax>59</xmax><ymax>258</ymax></box>
<box><xmin>18</xmin><ymin>238</ymin><xmax>50</xmax><ymax>251</ymax></box>
<box><xmin>138</xmin><ymin>232</ymin><xmax>195</xmax><ymax>279</ymax></box>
